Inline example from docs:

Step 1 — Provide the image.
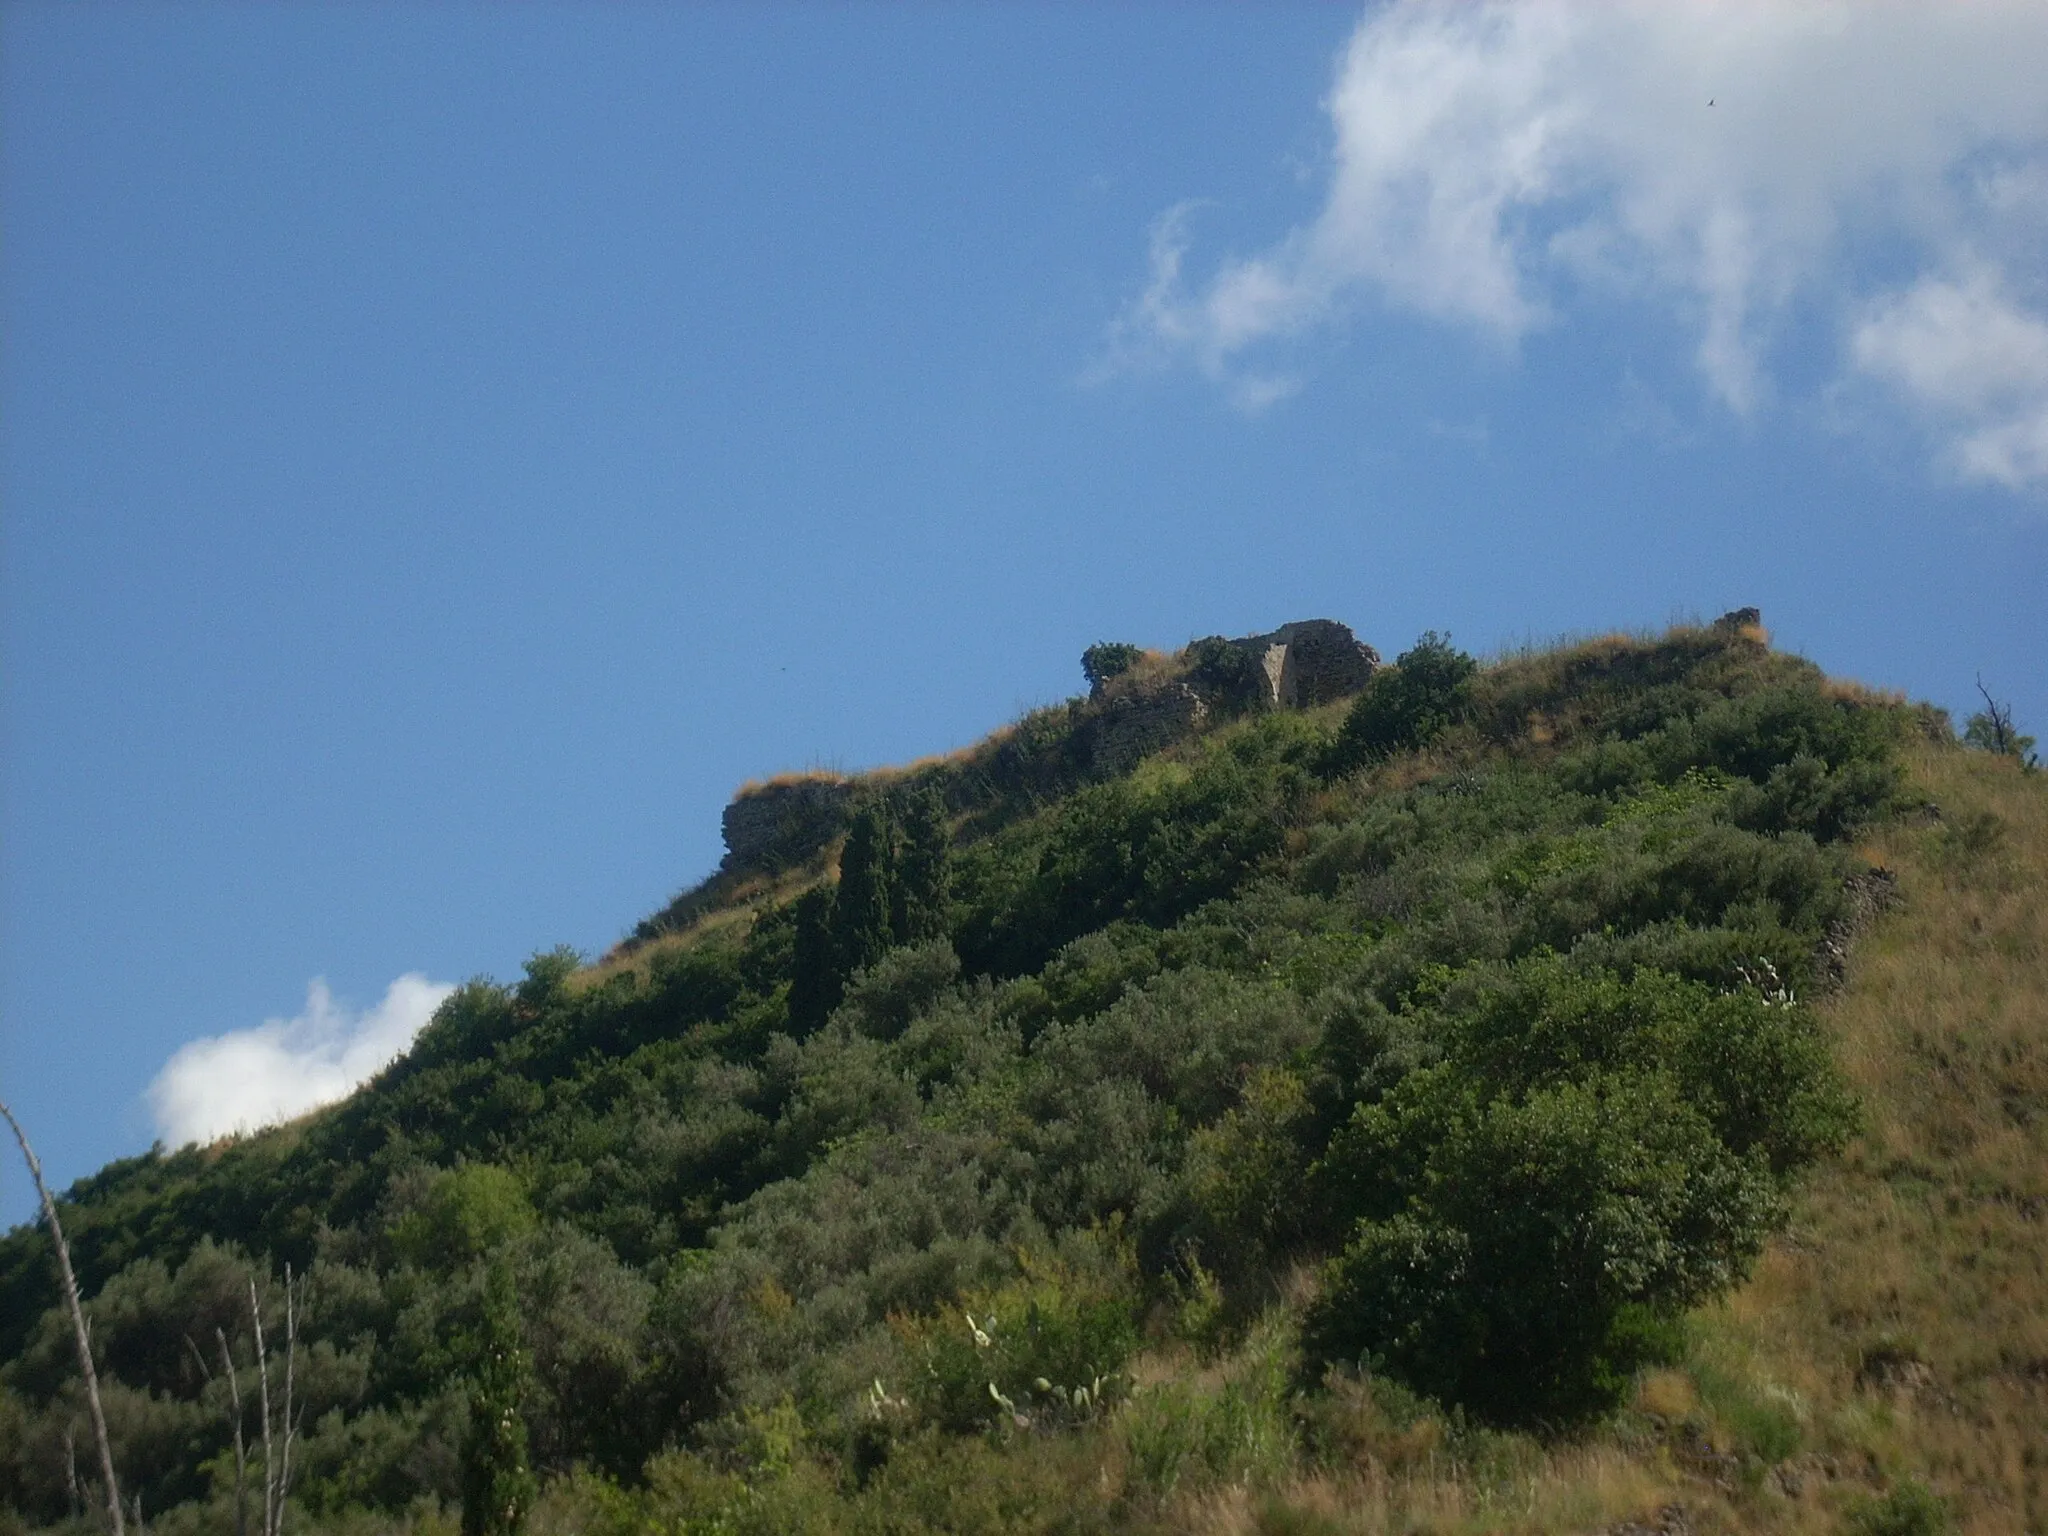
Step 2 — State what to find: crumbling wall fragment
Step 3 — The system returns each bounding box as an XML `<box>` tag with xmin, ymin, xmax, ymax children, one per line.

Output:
<box><xmin>720</xmin><ymin>775</ymin><xmax>857</xmax><ymax>874</ymax></box>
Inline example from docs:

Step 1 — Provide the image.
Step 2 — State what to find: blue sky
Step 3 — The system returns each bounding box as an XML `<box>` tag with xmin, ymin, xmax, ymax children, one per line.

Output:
<box><xmin>4</xmin><ymin>2</ymin><xmax>2044</xmax><ymax>1224</ymax></box>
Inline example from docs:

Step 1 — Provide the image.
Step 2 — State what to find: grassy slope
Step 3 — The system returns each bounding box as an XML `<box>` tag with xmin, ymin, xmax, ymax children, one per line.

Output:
<box><xmin>1714</xmin><ymin>743</ymin><xmax>2047</xmax><ymax>1535</ymax></box>
<box><xmin>1167</xmin><ymin>742</ymin><xmax>2047</xmax><ymax>1536</ymax></box>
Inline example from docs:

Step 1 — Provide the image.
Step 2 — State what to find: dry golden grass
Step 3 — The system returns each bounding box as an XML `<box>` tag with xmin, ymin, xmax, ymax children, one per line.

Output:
<box><xmin>736</xmin><ymin>712</ymin><xmax>1052</xmax><ymax>802</ymax></box>
<box><xmin>1095</xmin><ymin>648</ymin><xmax>1182</xmax><ymax>695</ymax></box>
<box><xmin>1166</xmin><ymin>1447</ymin><xmax>1672</xmax><ymax>1536</ymax></box>
<box><xmin>1699</xmin><ymin>742</ymin><xmax>2048</xmax><ymax>1535</ymax></box>
<box><xmin>578</xmin><ymin>859</ymin><xmax>833</xmax><ymax>988</ymax></box>
<box><xmin>734</xmin><ymin>767</ymin><xmax>855</xmax><ymax>795</ymax></box>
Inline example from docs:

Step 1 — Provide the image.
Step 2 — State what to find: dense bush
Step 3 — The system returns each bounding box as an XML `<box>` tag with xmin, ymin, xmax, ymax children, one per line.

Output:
<box><xmin>1299</xmin><ymin>956</ymin><xmax>1851</xmax><ymax>1423</ymax></box>
<box><xmin>1081</xmin><ymin>642</ymin><xmax>1143</xmax><ymax>692</ymax></box>
<box><xmin>1184</xmin><ymin>635</ymin><xmax>1270</xmax><ymax>713</ymax></box>
<box><xmin>1330</xmin><ymin>632</ymin><xmax>1477</xmax><ymax>771</ymax></box>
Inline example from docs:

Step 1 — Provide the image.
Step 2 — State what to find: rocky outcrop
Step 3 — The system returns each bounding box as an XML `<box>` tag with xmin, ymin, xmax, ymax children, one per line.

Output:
<box><xmin>1815</xmin><ymin>865</ymin><xmax>1900</xmax><ymax>988</ymax></box>
<box><xmin>720</xmin><ymin>775</ymin><xmax>857</xmax><ymax>874</ymax></box>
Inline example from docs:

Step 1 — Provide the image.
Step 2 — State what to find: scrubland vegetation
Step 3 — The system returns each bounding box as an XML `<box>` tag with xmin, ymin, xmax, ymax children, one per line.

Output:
<box><xmin>3</xmin><ymin>620</ymin><xmax>2040</xmax><ymax>1535</ymax></box>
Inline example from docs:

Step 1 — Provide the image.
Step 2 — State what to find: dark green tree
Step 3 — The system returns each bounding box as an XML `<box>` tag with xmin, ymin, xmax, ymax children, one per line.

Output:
<box><xmin>1305</xmin><ymin>1072</ymin><xmax>1775</xmax><ymax>1424</ymax></box>
<box><xmin>461</xmin><ymin>1265</ymin><xmax>537</xmax><ymax>1536</ymax></box>
<box><xmin>1081</xmin><ymin>642</ymin><xmax>1143</xmax><ymax>692</ymax></box>
<box><xmin>890</xmin><ymin>786</ymin><xmax>952</xmax><ymax>944</ymax></box>
<box><xmin>787</xmin><ymin>885</ymin><xmax>839</xmax><ymax>1033</ymax></box>
<box><xmin>1331</xmin><ymin>631</ymin><xmax>1477</xmax><ymax>770</ymax></box>
<box><xmin>831</xmin><ymin>806</ymin><xmax>896</xmax><ymax>983</ymax></box>
<box><xmin>1185</xmin><ymin>635</ymin><xmax>1269</xmax><ymax>713</ymax></box>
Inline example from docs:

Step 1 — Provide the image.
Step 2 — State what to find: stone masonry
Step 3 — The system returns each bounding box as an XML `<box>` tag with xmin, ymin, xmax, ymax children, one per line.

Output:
<box><xmin>1248</xmin><ymin>619</ymin><xmax>1381</xmax><ymax>708</ymax></box>
<box><xmin>714</xmin><ymin>618</ymin><xmax>1381</xmax><ymax>876</ymax></box>
<box><xmin>1085</xmin><ymin>681</ymin><xmax>1209</xmax><ymax>776</ymax></box>
<box><xmin>719</xmin><ymin>776</ymin><xmax>857</xmax><ymax>875</ymax></box>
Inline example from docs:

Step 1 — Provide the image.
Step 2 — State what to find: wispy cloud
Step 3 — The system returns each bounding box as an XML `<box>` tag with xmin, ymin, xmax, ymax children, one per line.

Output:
<box><xmin>1112</xmin><ymin>0</ymin><xmax>2048</xmax><ymax>485</ymax></box>
<box><xmin>1094</xmin><ymin>202</ymin><xmax>1303</xmax><ymax>413</ymax></box>
<box><xmin>1852</xmin><ymin>268</ymin><xmax>2048</xmax><ymax>490</ymax></box>
<box><xmin>147</xmin><ymin>974</ymin><xmax>454</xmax><ymax>1148</ymax></box>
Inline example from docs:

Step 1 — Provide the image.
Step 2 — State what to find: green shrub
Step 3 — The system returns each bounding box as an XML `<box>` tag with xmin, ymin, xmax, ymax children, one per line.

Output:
<box><xmin>908</xmin><ymin>1264</ymin><xmax>1138</xmax><ymax>1435</ymax></box>
<box><xmin>515</xmin><ymin>948</ymin><xmax>580</xmax><ymax>1012</ymax></box>
<box><xmin>1185</xmin><ymin>1067</ymin><xmax>1316</xmax><ymax>1273</ymax></box>
<box><xmin>1444</xmin><ymin>959</ymin><xmax>1858</xmax><ymax>1175</ymax></box>
<box><xmin>390</xmin><ymin>1165</ymin><xmax>538</xmax><ymax>1272</ymax></box>
<box><xmin>1307</xmin><ymin>1070</ymin><xmax>1783</xmax><ymax>1425</ymax></box>
<box><xmin>1081</xmin><ymin>642</ymin><xmax>1143</xmax><ymax>691</ymax></box>
<box><xmin>1186</xmin><ymin>635</ymin><xmax>1270</xmax><ymax>713</ymax></box>
<box><xmin>1688</xmin><ymin>1357</ymin><xmax>1802</xmax><ymax>1466</ymax></box>
<box><xmin>1331</xmin><ymin>633</ymin><xmax>1477</xmax><ymax>771</ymax></box>
<box><xmin>1120</xmin><ymin>1323</ymin><xmax>1295</xmax><ymax>1498</ymax></box>
<box><xmin>1845</xmin><ymin>1478</ymin><xmax>1951</xmax><ymax>1536</ymax></box>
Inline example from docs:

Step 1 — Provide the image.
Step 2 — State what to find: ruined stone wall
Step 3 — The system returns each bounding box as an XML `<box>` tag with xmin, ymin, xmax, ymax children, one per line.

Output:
<box><xmin>713</xmin><ymin>616</ymin><xmax>1376</xmax><ymax>879</ymax></box>
<box><xmin>720</xmin><ymin>776</ymin><xmax>857</xmax><ymax>874</ymax></box>
<box><xmin>1271</xmin><ymin>619</ymin><xmax>1381</xmax><ymax>707</ymax></box>
<box><xmin>1228</xmin><ymin>619</ymin><xmax>1380</xmax><ymax>708</ymax></box>
<box><xmin>1084</xmin><ymin>682</ymin><xmax>1208</xmax><ymax>776</ymax></box>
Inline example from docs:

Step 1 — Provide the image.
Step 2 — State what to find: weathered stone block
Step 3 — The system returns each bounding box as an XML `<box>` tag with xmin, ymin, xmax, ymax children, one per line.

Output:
<box><xmin>720</xmin><ymin>775</ymin><xmax>857</xmax><ymax>874</ymax></box>
<box><xmin>1236</xmin><ymin>619</ymin><xmax>1381</xmax><ymax>707</ymax></box>
<box><xmin>1086</xmin><ymin>682</ymin><xmax>1208</xmax><ymax>775</ymax></box>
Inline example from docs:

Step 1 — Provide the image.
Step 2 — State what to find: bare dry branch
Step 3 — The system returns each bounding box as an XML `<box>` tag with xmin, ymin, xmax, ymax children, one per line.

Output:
<box><xmin>1976</xmin><ymin>675</ymin><xmax>2018</xmax><ymax>756</ymax></box>
<box><xmin>278</xmin><ymin>1264</ymin><xmax>299</xmax><ymax>1536</ymax></box>
<box><xmin>217</xmin><ymin>1327</ymin><xmax>249</xmax><ymax>1536</ymax></box>
<box><xmin>250</xmin><ymin>1278</ymin><xmax>276</xmax><ymax>1536</ymax></box>
<box><xmin>2</xmin><ymin>1098</ymin><xmax>124</xmax><ymax>1536</ymax></box>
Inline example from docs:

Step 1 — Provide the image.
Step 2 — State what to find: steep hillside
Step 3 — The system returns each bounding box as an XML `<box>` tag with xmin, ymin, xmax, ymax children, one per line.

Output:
<box><xmin>2</xmin><ymin>615</ymin><xmax>2038</xmax><ymax>1536</ymax></box>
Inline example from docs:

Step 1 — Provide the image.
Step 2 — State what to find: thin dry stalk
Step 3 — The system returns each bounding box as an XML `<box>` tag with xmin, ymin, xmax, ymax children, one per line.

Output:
<box><xmin>217</xmin><ymin>1328</ymin><xmax>249</xmax><ymax>1536</ymax></box>
<box><xmin>278</xmin><ymin>1264</ymin><xmax>299</xmax><ymax>1534</ymax></box>
<box><xmin>250</xmin><ymin>1277</ymin><xmax>276</xmax><ymax>1536</ymax></box>
<box><xmin>184</xmin><ymin>1329</ymin><xmax>251</xmax><ymax>1536</ymax></box>
<box><xmin>2</xmin><ymin>1099</ymin><xmax>124</xmax><ymax>1536</ymax></box>
<box><xmin>247</xmin><ymin>1268</ymin><xmax>302</xmax><ymax>1536</ymax></box>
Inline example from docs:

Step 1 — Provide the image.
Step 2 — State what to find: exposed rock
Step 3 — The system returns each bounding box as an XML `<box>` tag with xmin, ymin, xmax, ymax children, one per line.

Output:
<box><xmin>1815</xmin><ymin>866</ymin><xmax>1901</xmax><ymax>987</ymax></box>
<box><xmin>720</xmin><ymin>775</ymin><xmax>857</xmax><ymax>874</ymax></box>
<box><xmin>1604</xmin><ymin>1503</ymin><xmax>1693</xmax><ymax>1536</ymax></box>
<box><xmin>1712</xmin><ymin>606</ymin><xmax>1763</xmax><ymax>634</ymax></box>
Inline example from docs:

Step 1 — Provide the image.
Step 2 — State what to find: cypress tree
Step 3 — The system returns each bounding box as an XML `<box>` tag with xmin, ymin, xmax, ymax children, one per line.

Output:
<box><xmin>461</xmin><ymin>1265</ymin><xmax>536</xmax><ymax>1536</ymax></box>
<box><xmin>787</xmin><ymin>885</ymin><xmax>839</xmax><ymax>1033</ymax></box>
<box><xmin>891</xmin><ymin>786</ymin><xmax>952</xmax><ymax>944</ymax></box>
<box><xmin>832</xmin><ymin>806</ymin><xmax>896</xmax><ymax>983</ymax></box>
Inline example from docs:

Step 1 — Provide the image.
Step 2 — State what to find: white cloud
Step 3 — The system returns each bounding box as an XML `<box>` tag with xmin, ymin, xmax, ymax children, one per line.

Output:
<box><xmin>147</xmin><ymin>974</ymin><xmax>455</xmax><ymax>1148</ymax></box>
<box><xmin>1852</xmin><ymin>270</ymin><xmax>2048</xmax><ymax>488</ymax></box>
<box><xmin>1118</xmin><ymin>0</ymin><xmax>2048</xmax><ymax>482</ymax></box>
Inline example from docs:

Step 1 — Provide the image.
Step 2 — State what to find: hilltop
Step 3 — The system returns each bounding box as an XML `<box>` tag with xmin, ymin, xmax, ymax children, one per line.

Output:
<box><xmin>2</xmin><ymin>614</ymin><xmax>2042</xmax><ymax>1536</ymax></box>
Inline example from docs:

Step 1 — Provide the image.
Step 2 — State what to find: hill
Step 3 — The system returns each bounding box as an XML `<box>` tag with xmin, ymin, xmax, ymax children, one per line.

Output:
<box><xmin>2</xmin><ymin>615</ymin><xmax>2041</xmax><ymax>1536</ymax></box>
